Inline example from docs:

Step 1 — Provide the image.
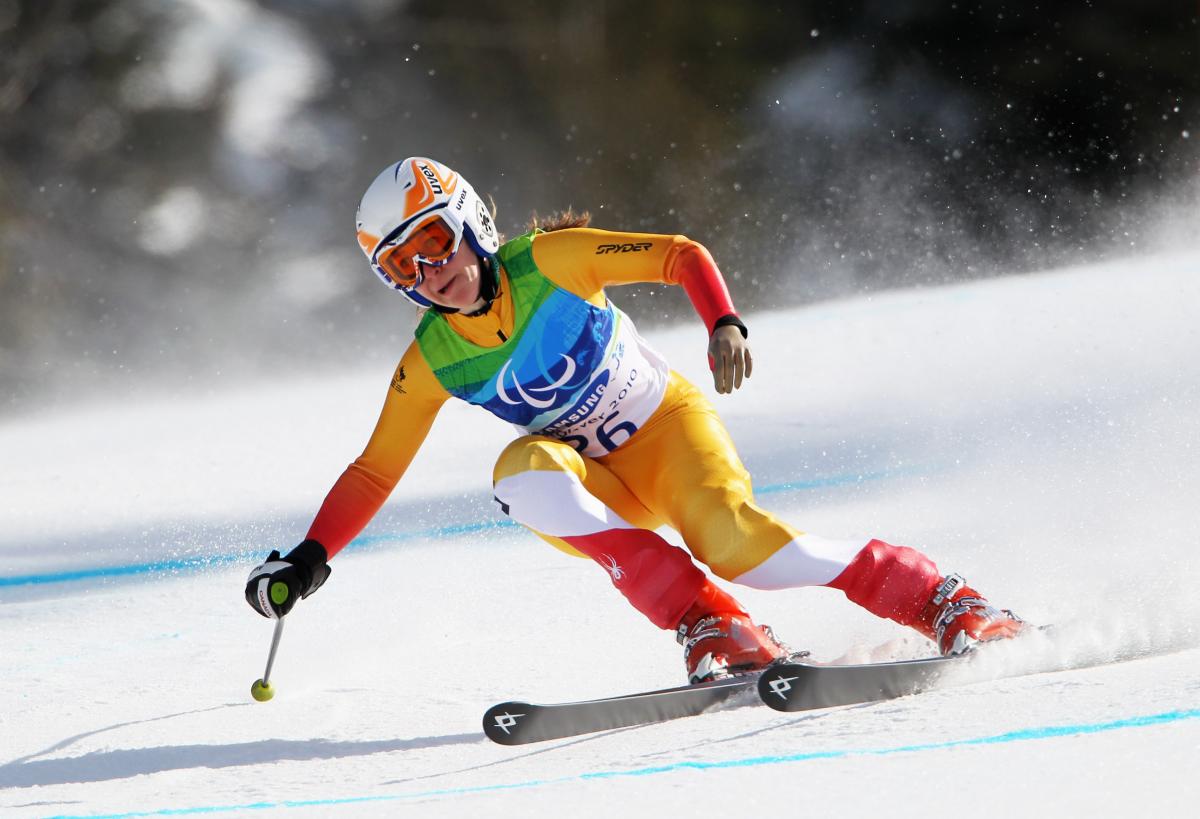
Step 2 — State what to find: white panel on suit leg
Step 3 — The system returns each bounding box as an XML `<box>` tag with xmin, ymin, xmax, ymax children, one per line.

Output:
<box><xmin>732</xmin><ymin>534</ymin><xmax>868</xmax><ymax>590</ymax></box>
<box><xmin>494</xmin><ymin>469</ymin><xmax>635</xmax><ymax>537</ymax></box>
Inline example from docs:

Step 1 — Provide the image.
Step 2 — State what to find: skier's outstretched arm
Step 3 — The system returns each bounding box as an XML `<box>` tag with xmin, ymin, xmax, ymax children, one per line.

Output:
<box><xmin>245</xmin><ymin>345</ymin><xmax>448</xmax><ymax>618</ymax></box>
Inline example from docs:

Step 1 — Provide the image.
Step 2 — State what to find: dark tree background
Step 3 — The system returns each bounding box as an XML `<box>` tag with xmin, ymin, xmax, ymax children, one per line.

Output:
<box><xmin>1</xmin><ymin>0</ymin><xmax>1196</xmax><ymax>414</ymax></box>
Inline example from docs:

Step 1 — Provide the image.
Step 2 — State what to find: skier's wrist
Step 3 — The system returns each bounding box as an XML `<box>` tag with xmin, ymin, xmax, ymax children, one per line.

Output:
<box><xmin>283</xmin><ymin>539</ymin><xmax>331</xmax><ymax>598</ymax></box>
<box><xmin>711</xmin><ymin>314</ymin><xmax>748</xmax><ymax>339</ymax></box>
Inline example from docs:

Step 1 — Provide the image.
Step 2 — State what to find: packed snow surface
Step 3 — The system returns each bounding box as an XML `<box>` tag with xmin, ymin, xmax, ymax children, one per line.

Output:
<box><xmin>3</xmin><ymin>251</ymin><xmax>1199</xmax><ymax>817</ymax></box>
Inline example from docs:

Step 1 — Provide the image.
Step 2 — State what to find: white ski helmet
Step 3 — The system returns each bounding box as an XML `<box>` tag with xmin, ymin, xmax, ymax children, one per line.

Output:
<box><xmin>355</xmin><ymin>157</ymin><xmax>500</xmax><ymax>306</ymax></box>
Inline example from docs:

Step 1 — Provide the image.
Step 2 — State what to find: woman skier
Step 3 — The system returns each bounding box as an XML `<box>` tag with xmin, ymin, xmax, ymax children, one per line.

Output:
<box><xmin>246</xmin><ymin>157</ymin><xmax>1024</xmax><ymax>683</ymax></box>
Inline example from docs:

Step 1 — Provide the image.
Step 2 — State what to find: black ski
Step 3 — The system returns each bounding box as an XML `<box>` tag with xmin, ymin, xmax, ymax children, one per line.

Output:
<box><xmin>486</xmin><ymin>633</ymin><xmax>1056</xmax><ymax>743</ymax></box>
<box><xmin>758</xmin><ymin>623</ymin><xmax>1060</xmax><ymax>712</ymax></box>
<box><xmin>757</xmin><ymin>654</ymin><xmax>964</xmax><ymax>712</ymax></box>
<box><xmin>483</xmin><ymin>673</ymin><xmax>761</xmax><ymax>745</ymax></box>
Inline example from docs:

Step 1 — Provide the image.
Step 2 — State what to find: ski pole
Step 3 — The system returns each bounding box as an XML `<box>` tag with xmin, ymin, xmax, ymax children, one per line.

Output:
<box><xmin>250</xmin><ymin>616</ymin><xmax>285</xmax><ymax>702</ymax></box>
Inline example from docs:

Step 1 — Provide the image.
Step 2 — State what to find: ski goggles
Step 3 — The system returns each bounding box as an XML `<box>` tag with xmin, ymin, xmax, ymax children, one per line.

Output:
<box><xmin>373</xmin><ymin>210</ymin><xmax>464</xmax><ymax>289</ymax></box>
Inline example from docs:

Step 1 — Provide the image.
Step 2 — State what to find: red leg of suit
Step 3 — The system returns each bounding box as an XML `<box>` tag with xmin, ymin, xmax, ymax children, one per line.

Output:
<box><xmin>826</xmin><ymin>538</ymin><xmax>943</xmax><ymax>632</ymax></box>
<box><xmin>560</xmin><ymin>528</ymin><xmax>708</xmax><ymax>630</ymax></box>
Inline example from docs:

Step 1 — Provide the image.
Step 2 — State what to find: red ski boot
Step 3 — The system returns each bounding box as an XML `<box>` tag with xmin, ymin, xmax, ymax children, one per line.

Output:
<box><xmin>916</xmin><ymin>574</ymin><xmax>1025</xmax><ymax>656</ymax></box>
<box><xmin>677</xmin><ymin>580</ymin><xmax>789</xmax><ymax>684</ymax></box>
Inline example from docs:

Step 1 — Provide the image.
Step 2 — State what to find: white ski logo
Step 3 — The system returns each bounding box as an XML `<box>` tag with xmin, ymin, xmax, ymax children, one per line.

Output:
<box><xmin>767</xmin><ymin>675</ymin><xmax>798</xmax><ymax>700</ymax></box>
<box><xmin>493</xmin><ymin>711</ymin><xmax>525</xmax><ymax>734</ymax></box>
<box><xmin>496</xmin><ymin>355</ymin><xmax>577</xmax><ymax>409</ymax></box>
<box><xmin>599</xmin><ymin>554</ymin><xmax>625</xmax><ymax>581</ymax></box>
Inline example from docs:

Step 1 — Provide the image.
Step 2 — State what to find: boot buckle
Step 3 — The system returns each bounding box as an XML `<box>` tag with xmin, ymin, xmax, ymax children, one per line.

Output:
<box><xmin>930</xmin><ymin>573</ymin><xmax>965</xmax><ymax>607</ymax></box>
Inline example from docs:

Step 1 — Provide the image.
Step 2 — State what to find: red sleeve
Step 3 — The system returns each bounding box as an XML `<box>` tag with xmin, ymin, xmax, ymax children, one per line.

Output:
<box><xmin>666</xmin><ymin>241</ymin><xmax>740</xmax><ymax>334</ymax></box>
<box><xmin>304</xmin><ymin>462</ymin><xmax>395</xmax><ymax>559</ymax></box>
<box><xmin>304</xmin><ymin>345</ymin><xmax>448</xmax><ymax>558</ymax></box>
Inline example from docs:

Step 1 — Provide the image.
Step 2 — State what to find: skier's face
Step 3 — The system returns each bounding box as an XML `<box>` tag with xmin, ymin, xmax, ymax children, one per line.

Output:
<box><xmin>412</xmin><ymin>247</ymin><xmax>485</xmax><ymax>311</ymax></box>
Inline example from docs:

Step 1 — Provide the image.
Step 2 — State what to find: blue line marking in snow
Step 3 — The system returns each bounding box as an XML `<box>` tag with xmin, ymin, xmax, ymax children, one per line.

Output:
<box><xmin>0</xmin><ymin>464</ymin><xmax>934</xmax><ymax>588</ymax></box>
<box><xmin>43</xmin><ymin>707</ymin><xmax>1200</xmax><ymax>819</ymax></box>
<box><xmin>0</xmin><ymin>554</ymin><xmax>251</xmax><ymax>589</ymax></box>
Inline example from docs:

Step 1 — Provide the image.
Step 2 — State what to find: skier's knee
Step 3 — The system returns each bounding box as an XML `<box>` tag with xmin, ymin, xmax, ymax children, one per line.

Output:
<box><xmin>685</xmin><ymin>494</ymin><xmax>792</xmax><ymax>581</ymax></box>
<box><xmin>493</xmin><ymin>435</ymin><xmax>583</xmax><ymax>485</ymax></box>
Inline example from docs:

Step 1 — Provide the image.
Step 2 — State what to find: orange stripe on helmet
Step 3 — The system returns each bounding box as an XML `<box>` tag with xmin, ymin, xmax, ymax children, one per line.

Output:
<box><xmin>404</xmin><ymin>160</ymin><xmax>433</xmax><ymax>216</ymax></box>
<box><xmin>425</xmin><ymin>160</ymin><xmax>459</xmax><ymax>196</ymax></box>
<box><xmin>356</xmin><ymin>229</ymin><xmax>381</xmax><ymax>257</ymax></box>
<box><xmin>403</xmin><ymin>159</ymin><xmax>459</xmax><ymax>217</ymax></box>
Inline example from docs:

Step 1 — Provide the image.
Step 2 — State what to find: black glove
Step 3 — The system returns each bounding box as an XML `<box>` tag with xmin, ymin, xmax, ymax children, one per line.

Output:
<box><xmin>245</xmin><ymin>539</ymin><xmax>331</xmax><ymax>619</ymax></box>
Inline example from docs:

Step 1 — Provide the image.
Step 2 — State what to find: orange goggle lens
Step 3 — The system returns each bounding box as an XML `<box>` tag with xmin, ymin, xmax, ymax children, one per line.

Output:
<box><xmin>375</xmin><ymin>215</ymin><xmax>460</xmax><ymax>288</ymax></box>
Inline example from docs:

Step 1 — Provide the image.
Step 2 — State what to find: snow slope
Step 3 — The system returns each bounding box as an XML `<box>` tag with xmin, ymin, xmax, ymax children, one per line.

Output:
<box><xmin>2</xmin><ymin>251</ymin><xmax>1199</xmax><ymax>818</ymax></box>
